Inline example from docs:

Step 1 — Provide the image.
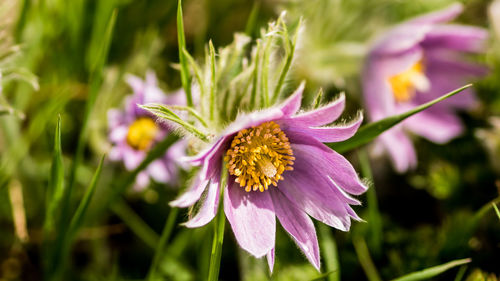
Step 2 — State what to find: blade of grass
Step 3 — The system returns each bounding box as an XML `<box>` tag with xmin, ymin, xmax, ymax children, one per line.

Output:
<box><xmin>453</xmin><ymin>265</ymin><xmax>468</xmax><ymax>281</ymax></box>
<box><xmin>353</xmin><ymin>236</ymin><xmax>382</xmax><ymax>281</ymax></box>
<box><xmin>111</xmin><ymin>199</ymin><xmax>159</xmax><ymax>249</ymax></box>
<box><xmin>43</xmin><ymin>115</ymin><xmax>64</xmax><ymax>235</ymax></box>
<box><xmin>207</xmin><ymin>165</ymin><xmax>228</xmax><ymax>281</ymax></box>
<box><xmin>390</xmin><ymin>258</ymin><xmax>471</xmax><ymax>281</ymax></box>
<box><xmin>146</xmin><ymin>208</ymin><xmax>179</xmax><ymax>280</ymax></box>
<box><xmin>358</xmin><ymin>149</ymin><xmax>382</xmax><ymax>255</ymax></box>
<box><xmin>177</xmin><ymin>0</ymin><xmax>193</xmax><ymax>107</ymax></box>
<box><xmin>66</xmin><ymin>155</ymin><xmax>105</xmax><ymax>240</ymax></box>
<box><xmin>244</xmin><ymin>1</ymin><xmax>260</xmax><ymax>36</ymax></box>
<box><xmin>329</xmin><ymin>84</ymin><xmax>472</xmax><ymax>153</ymax></box>
<box><xmin>209</xmin><ymin>40</ymin><xmax>216</xmax><ymax>122</ymax></box>
<box><xmin>318</xmin><ymin>224</ymin><xmax>340</xmax><ymax>281</ymax></box>
<box><xmin>492</xmin><ymin>203</ymin><xmax>500</xmax><ymax>221</ymax></box>
<box><xmin>66</xmin><ymin>8</ymin><xmax>117</xmax><ymax>206</ymax></box>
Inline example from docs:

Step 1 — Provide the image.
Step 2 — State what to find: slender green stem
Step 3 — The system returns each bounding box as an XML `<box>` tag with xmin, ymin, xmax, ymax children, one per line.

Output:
<box><xmin>353</xmin><ymin>236</ymin><xmax>382</xmax><ymax>281</ymax></box>
<box><xmin>207</xmin><ymin>166</ymin><xmax>228</xmax><ymax>281</ymax></box>
<box><xmin>111</xmin><ymin>199</ymin><xmax>159</xmax><ymax>249</ymax></box>
<box><xmin>318</xmin><ymin>224</ymin><xmax>340</xmax><ymax>281</ymax></box>
<box><xmin>261</xmin><ymin>36</ymin><xmax>272</xmax><ymax>108</ymax></box>
<box><xmin>250</xmin><ymin>41</ymin><xmax>261</xmax><ymax>110</ymax></box>
<box><xmin>209</xmin><ymin>40</ymin><xmax>217</xmax><ymax>122</ymax></box>
<box><xmin>271</xmin><ymin>19</ymin><xmax>300</xmax><ymax>104</ymax></box>
<box><xmin>146</xmin><ymin>207</ymin><xmax>179</xmax><ymax>280</ymax></box>
<box><xmin>358</xmin><ymin>149</ymin><xmax>382</xmax><ymax>255</ymax></box>
<box><xmin>177</xmin><ymin>0</ymin><xmax>193</xmax><ymax>107</ymax></box>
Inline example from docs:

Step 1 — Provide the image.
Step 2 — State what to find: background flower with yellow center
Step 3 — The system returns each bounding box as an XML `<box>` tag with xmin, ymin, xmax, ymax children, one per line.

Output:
<box><xmin>108</xmin><ymin>71</ymin><xmax>188</xmax><ymax>190</ymax></box>
<box><xmin>362</xmin><ymin>3</ymin><xmax>488</xmax><ymax>172</ymax></box>
<box><xmin>170</xmin><ymin>84</ymin><xmax>367</xmax><ymax>271</ymax></box>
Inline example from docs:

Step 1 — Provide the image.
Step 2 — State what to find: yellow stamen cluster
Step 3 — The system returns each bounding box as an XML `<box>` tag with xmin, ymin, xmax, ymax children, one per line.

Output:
<box><xmin>389</xmin><ymin>61</ymin><xmax>427</xmax><ymax>102</ymax></box>
<box><xmin>225</xmin><ymin>121</ymin><xmax>295</xmax><ymax>192</ymax></box>
<box><xmin>126</xmin><ymin>117</ymin><xmax>159</xmax><ymax>151</ymax></box>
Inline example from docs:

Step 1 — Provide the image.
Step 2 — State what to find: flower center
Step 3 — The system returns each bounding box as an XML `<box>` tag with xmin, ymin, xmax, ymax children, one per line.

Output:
<box><xmin>126</xmin><ymin>117</ymin><xmax>159</xmax><ymax>151</ymax></box>
<box><xmin>389</xmin><ymin>61</ymin><xmax>430</xmax><ymax>103</ymax></box>
<box><xmin>225</xmin><ymin>121</ymin><xmax>295</xmax><ymax>192</ymax></box>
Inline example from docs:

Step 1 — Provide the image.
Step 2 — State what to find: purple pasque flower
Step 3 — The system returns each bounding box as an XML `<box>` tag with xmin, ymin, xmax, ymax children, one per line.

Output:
<box><xmin>171</xmin><ymin>83</ymin><xmax>367</xmax><ymax>271</ymax></box>
<box><xmin>362</xmin><ymin>3</ymin><xmax>488</xmax><ymax>172</ymax></box>
<box><xmin>108</xmin><ymin>71</ymin><xmax>187</xmax><ymax>190</ymax></box>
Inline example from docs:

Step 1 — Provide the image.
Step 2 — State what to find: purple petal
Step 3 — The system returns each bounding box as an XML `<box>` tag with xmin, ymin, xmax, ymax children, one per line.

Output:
<box><xmin>224</xmin><ymin>179</ymin><xmax>276</xmax><ymax>258</ymax></box>
<box><xmin>270</xmin><ymin>189</ymin><xmax>320</xmax><ymax>270</ymax></box>
<box><xmin>123</xmin><ymin>148</ymin><xmax>145</xmax><ymax>170</ymax></box>
<box><xmin>286</xmin><ymin>132</ymin><xmax>368</xmax><ymax>196</ymax></box>
<box><xmin>125</xmin><ymin>74</ymin><xmax>145</xmax><ymax>97</ymax></box>
<box><xmin>407</xmin><ymin>3</ymin><xmax>463</xmax><ymax>25</ymax></box>
<box><xmin>291</xmin><ymin>93</ymin><xmax>345</xmax><ymax>127</ymax></box>
<box><xmin>283</xmin><ymin>114</ymin><xmax>363</xmax><ymax>143</ymax></box>
<box><xmin>371</xmin><ymin>25</ymin><xmax>429</xmax><ymax>56</ymax></box>
<box><xmin>363</xmin><ymin>48</ymin><xmax>423</xmax><ymax>121</ymax></box>
<box><xmin>170</xmin><ymin>173</ymin><xmax>210</xmax><ymax>207</ymax></box>
<box><xmin>184</xmin><ymin>178</ymin><xmax>221</xmax><ymax>228</ymax></box>
<box><xmin>134</xmin><ymin>172</ymin><xmax>150</xmax><ymax>191</ymax></box>
<box><xmin>414</xmin><ymin>53</ymin><xmax>486</xmax><ymax>110</ymax></box>
<box><xmin>280</xmin><ymin>82</ymin><xmax>305</xmax><ymax>117</ymax></box>
<box><xmin>378</xmin><ymin>128</ymin><xmax>417</xmax><ymax>173</ymax></box>
<box><xmin>109</xmin><ymin>125</ymin><xmax>128</xmax><ymax>143</ymax></box>
<box><xmin>267</xmin><ymin>248</ymin><xmax>275</xmax><ymax>273</ymax></box>
<box><xmin>422</xmin><ymin>24</ymin><xmax>488</xmax><ymax>53</ymax></box>
<box><xmin>403</xmin><ymin>109</ymin><xmax>463</xmax><ymax>144</ymax></box>
<box><xmin>147</xmin><ymin>159</ymin><xmax>172</xmax><ymax>183</ymax></box>
<box><xmin>108</xmin><ymin>109</ymin><xmax>125</xmax><ymax>128</ymax></box>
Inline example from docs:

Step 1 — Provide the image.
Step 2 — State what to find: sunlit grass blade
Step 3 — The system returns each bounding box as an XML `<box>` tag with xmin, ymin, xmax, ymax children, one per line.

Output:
<box><xmin>329</xmin><ymin>84</ymin><xmax>472</xmax><ymax>153</ymax></box>
<box><xmin>67</xmin><ymin>155</ymin><xmax>105</xmax><ymax>240</ymax></box>
<box><xmin>492</xmin><ymin>203</ymin><xmax>500</xmax><ymax>221</ymax></box>
<box><xmin>177</xmin><ymin>0</ymin><xmax>193</xmax><ymax>107</ymax></box>
<box><xmin>358</xmin><ymin>149</ymin><xmax>382</xmax><ymax>255</ymax></box>
<box><xmin>318</xmin><ymin>224</ymin><xmax>340</xmax><ymax>281</ymax></box>
<box><xmin>391</xmin><ymin>258</ymin><xmax>471</xmax><ymax>281</ymax></box>
<box><xmin>43</xmin><ymin>115</ymin><xmax>64</xmax><ymax>235</ymax></box>
<box><xmin>207</xmin><ymin>165</ymin><xmax>228</xmax><ymax>281</ymax></box>
<box><xmin>353</xmin><ymin>236</ymin><xmax>382</xmax><ymax>281</ymax></box>
<box><xmin>146</xmin><ymin>208</ymin><xmax>179</xmax><ymax>280</ymax></box>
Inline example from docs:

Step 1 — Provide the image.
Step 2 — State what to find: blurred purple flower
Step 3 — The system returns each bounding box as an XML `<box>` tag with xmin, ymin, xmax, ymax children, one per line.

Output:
<box><xmin>362</xmin><ymin>3</ymin><xmax>488</xmax><ymax>172</ymax></box>
<box><xmin>108</xmin><ymin>71</ymin><xmax>187</xmax><ymax>190</ymax></box>
<box><xmin>171</xmin><ymin>84</ymin><xmax>367</xmax><ymax>271</ymax></box>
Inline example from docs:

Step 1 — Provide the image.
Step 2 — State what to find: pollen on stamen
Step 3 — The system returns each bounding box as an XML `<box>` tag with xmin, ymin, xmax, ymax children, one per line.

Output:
<box><xmin>225</xmin><ymin>121</ymin><xmax>294</xmax><ymax>192</ymax></box>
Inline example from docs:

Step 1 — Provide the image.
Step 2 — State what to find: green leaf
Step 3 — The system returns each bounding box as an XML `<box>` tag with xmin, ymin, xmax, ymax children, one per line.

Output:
<box><xmin>177</xmin><ymin>0</ymin><xmax>193</xmax><ymax>107</ymax></box>
<box><xmin>492</xmin><ymin>203</ymin><xmax>500</xmax><ymax>221</ymax></box>
<box><xmin>207</xmin><ymin>164</ymin><xmax>228</xmax><ymax>281</ymax></box>
<box><xmin>391</xmin><ymin>258</ymin><xmax>471</xmax><ymax>281</ymax></box>
<box><xmin>353</xmin><ymin>237</ymin><xmax>382</xmax><ymax>281</ymax></box>
<box><xmin>318</xmin><ymin>224</ymin><xmax>340</xmax><ymax>281</ymax></box>
<box><xmin>139</xmin><ymin>104</ymin><xmax>210</xmax><ymax>142</ymax></box>
<box><xmin>67</xmin><ymin>155</ymin><xmax>105</xmax><ymax>239</ymax></box>
<box><xmin>209</xmin><ymin>40</ymin><xmax>217</xmax><ymax>122</ymax></box>
<box><xmin>43</xmin><ymin>115</ymin><xmax>64</xmax><ymax>235</ymax></box>
<box><xmin>329</xmin><ymin>84</ymin><xmax>472</xmax><ymax>153</ymax></box>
